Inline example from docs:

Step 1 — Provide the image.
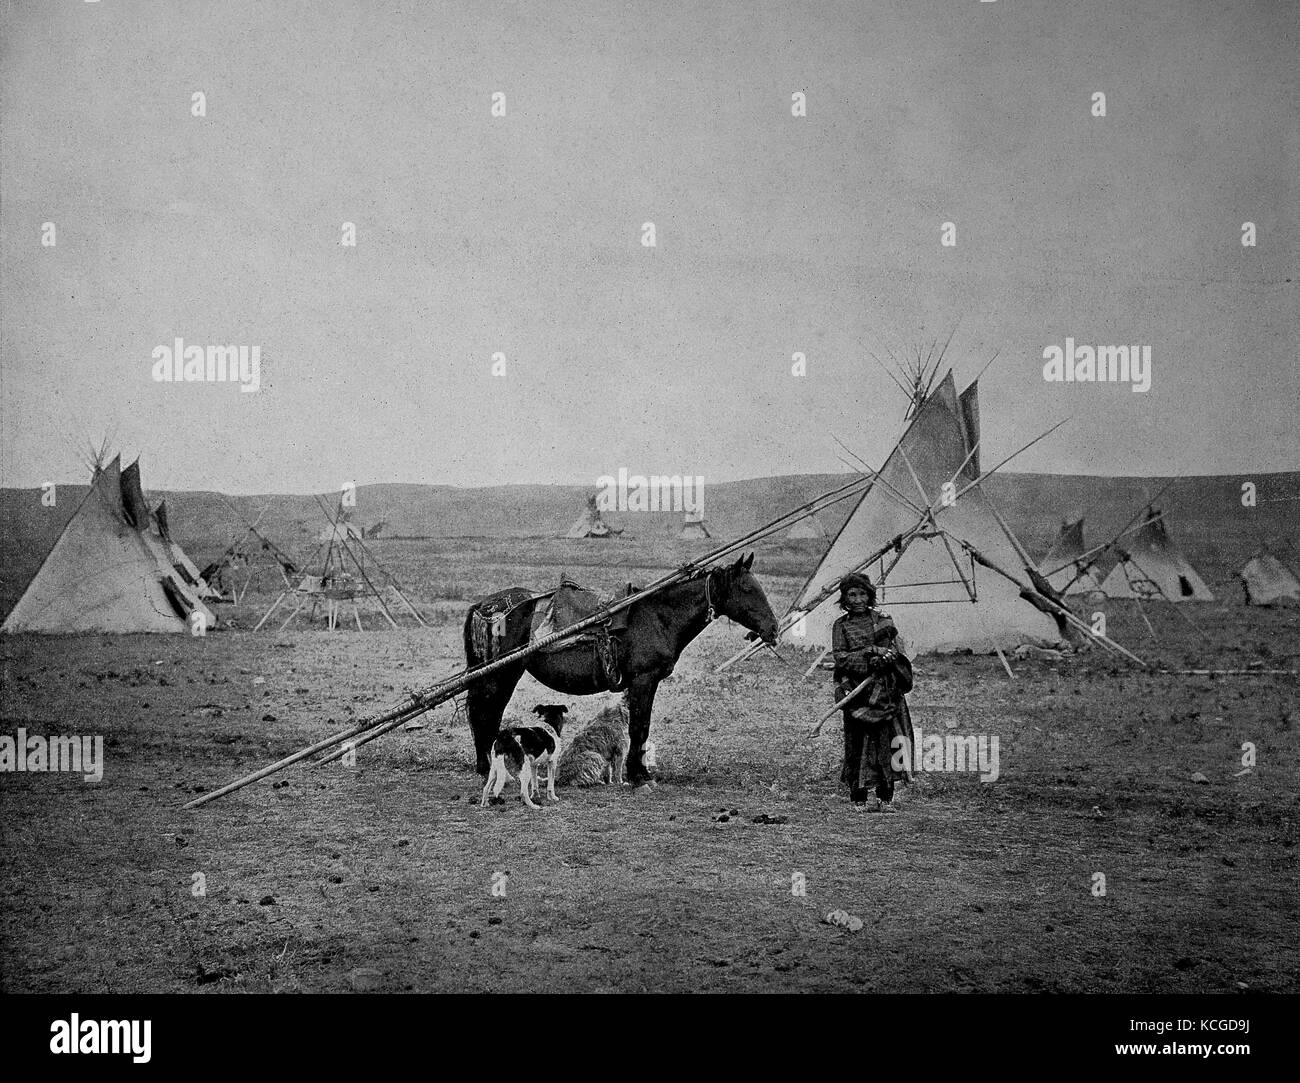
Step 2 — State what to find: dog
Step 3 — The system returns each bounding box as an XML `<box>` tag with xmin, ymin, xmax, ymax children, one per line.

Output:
<box><xmin>480</xmin><ymin>704</ymin><xmax>567</xmax><ymax>809</ymax></box>
<box><xmin>555</xmin><ymin>703</ymin><xmax>631</xmax><ymax>787</ymax></box>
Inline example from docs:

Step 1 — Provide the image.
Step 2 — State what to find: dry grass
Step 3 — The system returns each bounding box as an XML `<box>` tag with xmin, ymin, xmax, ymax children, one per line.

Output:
<box><xmin>1</xmin><ymin>590</ymin><xmax>1296</xmax><ymax>993</ymax></box>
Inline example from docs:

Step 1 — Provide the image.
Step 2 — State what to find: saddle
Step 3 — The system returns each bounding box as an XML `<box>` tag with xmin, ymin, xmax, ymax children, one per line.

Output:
<box><xmin>529</xmin><ymin>576</ymin><xmax>634</xmax><ymax>690</ymax></box>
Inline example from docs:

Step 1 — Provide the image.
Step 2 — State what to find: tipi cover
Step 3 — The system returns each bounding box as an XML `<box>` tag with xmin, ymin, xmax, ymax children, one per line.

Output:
<box><xmin>154</xmin><ymin>500</ymin><xmax>221</xmax><ymax>601</ymax></box>
<box><xmin>565</xmin><ymin>495</ymin><xmax>621</xmax><ymax>539</ymax></box>
<box><xmin>1239</xmin><ymin>553</ymin><xmax>1300</xmax><ymax>606</ymax></box>
<box><xmin>121</xmin><ymin>461</ymin><xmax>218</xmax><ymax>627</ymax></box>
<box><xmin>1096</xmin><ymin>507</ymin><xmax>1213</xmax><ymax>602</ymax></box>
<box><xmin>2</xmin><ymin>457</ymin><xmax>213</xmax><ymax>634</ymax></box>
<box><xmin>1042</xmin><ymin>518</ymin><xmax>1105</xmax><ymax>595</ymax></box>
<box><xmin>782</xmin><ymin>372</ymin><xmax>1059</xmax><ymax>655</ymax></box>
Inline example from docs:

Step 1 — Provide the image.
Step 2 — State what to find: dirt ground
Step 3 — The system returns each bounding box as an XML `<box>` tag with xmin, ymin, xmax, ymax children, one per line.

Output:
<box><xmin>2</xmin><ymin>570</ymin><xmax>1296</xmax><ymax>995</ymax></box>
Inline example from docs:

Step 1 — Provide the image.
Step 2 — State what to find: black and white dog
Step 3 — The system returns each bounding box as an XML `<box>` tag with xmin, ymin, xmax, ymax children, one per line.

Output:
<box><xmin>480</xmin><ymin>704</ymin><xmax>567</xmax><ymax>809</ymax></box>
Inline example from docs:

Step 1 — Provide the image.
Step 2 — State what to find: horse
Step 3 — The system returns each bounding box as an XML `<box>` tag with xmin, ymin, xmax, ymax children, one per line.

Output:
<box><xmin>462</xmin><ymin>554</ymin><xmax>778</xmax><ymax>786</ymax></box>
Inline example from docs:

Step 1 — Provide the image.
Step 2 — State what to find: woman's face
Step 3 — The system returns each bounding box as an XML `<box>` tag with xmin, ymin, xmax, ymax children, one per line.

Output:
<box><xmin>844</xmin><ymin>586</ymin><xmax>872</xmax><ymax>611</ymax></box>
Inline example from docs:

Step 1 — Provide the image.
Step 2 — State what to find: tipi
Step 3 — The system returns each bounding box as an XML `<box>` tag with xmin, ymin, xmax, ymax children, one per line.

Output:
<box><xmin>678</xmin><ymin>512</ymin><xmax>712</xmax><ymax>540</ymax></box>
<box><xmin>782</xmin><ymin>372</ymin><xmax>1060</xmax><ymax>655</ymax></box>
<box><xmin>2</xmin><ymin>456</ymin><xmax>217</xmax><ymax>634</ymax></box>
<box><xmin>565</xmin><ymin>494</ymin><xmax>621</xmax><ymax>539</ymax></box>
<box><xmin>1041</xmin><ymin>518</ymin><xmax>1106</xmax><ymax>595</ymax></box>
<box><xmin>1096</xmin><ymin>507</ymin><xmax>1214</xmax><ymax>602</ymax></box>
<box><xmin>1238</xmin><ymin>552</ymin><xmax>1300</xmax><ymax>606</ymax></box>
<box><xmin>254</xmin><ymin>497</ymin><xmax>426</xmax><ymax>631</ymax></box>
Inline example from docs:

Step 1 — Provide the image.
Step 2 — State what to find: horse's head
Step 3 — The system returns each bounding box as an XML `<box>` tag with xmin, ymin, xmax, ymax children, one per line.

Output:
<box><xmin>711</xmin><ymin>553</ymin><xmax>778</xmax><ymax>645</ymax></box>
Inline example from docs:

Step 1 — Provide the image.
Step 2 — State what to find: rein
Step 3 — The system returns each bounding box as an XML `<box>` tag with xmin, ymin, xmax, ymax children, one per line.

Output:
<box><xmin>704</xmin><ymin>568</ymin><xmax>722</xmax><ymax>623</ymax></box>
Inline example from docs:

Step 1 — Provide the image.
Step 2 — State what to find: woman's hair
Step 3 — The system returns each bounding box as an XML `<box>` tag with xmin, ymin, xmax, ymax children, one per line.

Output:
<box><xmin>838</xmin><ymin>572</ymin><xmax>876</xmax><ymax>609</ymax></box>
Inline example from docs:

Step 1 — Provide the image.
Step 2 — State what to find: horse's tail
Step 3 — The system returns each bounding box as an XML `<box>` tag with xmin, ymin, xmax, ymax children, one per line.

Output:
<box><xmin>457</xmin><ymin>603</ymin><xmax>478</xmax><ymax>663</ymax></box>
<box><xmin>463</xmin><ymin>602</ymin><xmax>488</xmax><ymax>668</ymax></box>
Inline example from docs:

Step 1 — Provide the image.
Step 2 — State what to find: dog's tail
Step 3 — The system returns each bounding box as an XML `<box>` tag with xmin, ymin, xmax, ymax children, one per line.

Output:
<box><xmin>555</xmin><ymin>749</ymin><xmax>607</xmax><ymax>787</ymax></box>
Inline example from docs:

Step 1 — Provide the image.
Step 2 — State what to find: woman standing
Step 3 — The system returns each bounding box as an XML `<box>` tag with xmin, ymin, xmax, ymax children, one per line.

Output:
<box><xmin>831</xmin><ymin>573</ymin><xmax>915</xmax><ymax>811</ymax></box>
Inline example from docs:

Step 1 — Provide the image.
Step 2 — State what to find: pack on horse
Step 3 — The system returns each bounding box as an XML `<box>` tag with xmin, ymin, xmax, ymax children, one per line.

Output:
<box><xmin>462</xmin><ymin>554</ymin><xmax>778</xmax><ymax>785</ymax></box>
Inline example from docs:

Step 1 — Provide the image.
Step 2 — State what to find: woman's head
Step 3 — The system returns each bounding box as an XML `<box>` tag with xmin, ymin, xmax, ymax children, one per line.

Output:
<box><xmin>838</xmin><ymin>572</ymin><xmax>876</xmax><ymax>611</ymax></box>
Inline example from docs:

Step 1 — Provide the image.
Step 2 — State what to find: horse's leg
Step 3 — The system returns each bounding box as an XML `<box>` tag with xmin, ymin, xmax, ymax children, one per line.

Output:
<box><xmin>625</xmin><ymin>676</ymin><xmax>660</xmax><ymax>786</ymax></box>
<box><xmin>466</xmin><ymin>668</ymin><xmax>524</xmax><ymax>776</ymax></box>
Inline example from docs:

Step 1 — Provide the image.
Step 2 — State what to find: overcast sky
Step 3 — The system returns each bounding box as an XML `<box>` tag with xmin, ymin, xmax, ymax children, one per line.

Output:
<box><xmin>1</xmin><ymin>0</ymin><xmax>1295</xmax><ymax>493</ymax></box>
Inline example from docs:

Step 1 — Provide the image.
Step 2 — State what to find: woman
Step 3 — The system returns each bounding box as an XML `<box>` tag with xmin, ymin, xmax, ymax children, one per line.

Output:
<box><xmin>831</xmin><ymin>572</ymin><xmax>915</xmax><ymax>811</ymax></box>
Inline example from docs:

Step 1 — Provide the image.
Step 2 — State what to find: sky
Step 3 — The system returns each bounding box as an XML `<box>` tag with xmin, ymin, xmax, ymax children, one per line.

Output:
<box><xmin>1</xmin><ymin>0</ymin><xmax>1296</xmax><ymax>493</ymax></box>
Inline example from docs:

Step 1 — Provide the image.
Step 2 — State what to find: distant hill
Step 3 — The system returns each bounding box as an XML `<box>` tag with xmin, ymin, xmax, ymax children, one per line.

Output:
<box><xmin>2</xmin><ymin>470</ymin><xmax>1297</xmax><ymax>616</ymax></box>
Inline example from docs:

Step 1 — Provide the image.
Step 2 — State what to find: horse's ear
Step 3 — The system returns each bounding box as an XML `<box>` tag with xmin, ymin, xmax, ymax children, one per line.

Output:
<box><xmin>743</xmin><ymin>552</ymin><xmax>754</xmax><ymax>569</ymax></box>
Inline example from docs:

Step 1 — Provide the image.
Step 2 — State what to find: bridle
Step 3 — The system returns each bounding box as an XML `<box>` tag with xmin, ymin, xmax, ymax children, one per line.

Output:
<box><xmin>704</xmin><ymin>569</ymin><xmax>720</xmax><ymax>623</ymax></box>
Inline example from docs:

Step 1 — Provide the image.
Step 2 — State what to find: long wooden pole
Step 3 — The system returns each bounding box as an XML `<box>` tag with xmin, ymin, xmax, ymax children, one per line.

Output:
<box><xmin>810</xmin><ymin>677</ymin><xmax>872</xmax><ymax>739</ymax></box>
<box><xmin>949</xmin><ymin>533</ymin><xmax>1147</xmax><ymax>667</ymax></box>
<box><xmin>183</xmin><ymin>475</ymin><xmax>880</xmax><ymax>809</ymax></box>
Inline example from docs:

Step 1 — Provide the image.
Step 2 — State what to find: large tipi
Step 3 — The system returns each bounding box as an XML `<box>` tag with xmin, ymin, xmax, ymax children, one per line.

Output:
<box><xmin>1238</xmin><ymin>551</ymin><xmax>1300</xmax><ymax>606</ymax></box>
<box><xmin>1096</xmin><ymin>507</ymin><xmax>1213</xmax><ymax>602</ymax></box>
<box><xmin>2</xmin><ymin>456</ymin><xmax>217</xmax><ymax>633</ymax></box>
<box><xmin>782</xmin><ymin>372</ymin><xmax>1060</xmax><ymax>655</ymax></box>
<box><xmin>1041</xmin><ymin>518</ymin><xmax>1105</xmax><ymax>595</ymax></box>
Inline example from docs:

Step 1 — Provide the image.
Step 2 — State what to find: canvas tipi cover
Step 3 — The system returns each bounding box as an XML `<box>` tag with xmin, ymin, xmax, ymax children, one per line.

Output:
<box><xmin>1097</xmin><ymin>508</ymin><xmax>1213</xmax><ymax>602</ymax></box>
<box><xmin>782</xmin><ymin>373</ymin><xmax>1059</xmax><ymax>655</ymax></box>
<box><xmin>1042</xmin><ymin>518</ymin><xmax>1105</xmax><ymax>595</ymax></box>
<box><xmin>121</xmin><ymin>461</ymin><xmax>218</xmax><ymax>627</ymax></box>
<box><xmin>566</xmin><ymin>495</ymin><xmax>617</xmax><ymax>539</ymax></box>
<box><xmin>1239</xmin><ymin>552</ymin><xmax>1300</xmax><ymax>606</ymax></box>
<box><xmin>2</xmin><ymin>457</ymin><xmax>212</xmax><ymax>633</ymax></box>
<box><xmin>154</xmin><ymin>501</ymin><xmax>221</xmax><ymax>601</ymax></box>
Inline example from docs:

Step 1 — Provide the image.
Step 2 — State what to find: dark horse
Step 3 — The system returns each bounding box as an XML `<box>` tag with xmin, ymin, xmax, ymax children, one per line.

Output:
<box><xmin>462</xmin><ymin>554</ymin><xmax>778</xmax><ymax>785</ymax></box>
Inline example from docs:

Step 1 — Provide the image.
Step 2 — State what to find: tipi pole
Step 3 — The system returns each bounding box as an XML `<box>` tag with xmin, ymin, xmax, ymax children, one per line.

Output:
<box><xmin>278</xmin><ymin>597</ymin><xmax>307</xmax><ymax>633</ymax></box>
<box><xmin>810</xmin><ymin>677</ymin><xmax>872</xmax><ymax>739</ymax></box>
<box><xmin>252</xmin><ymin>591</ymin><xmax>288</xmax><ymax>633</ymax></box>
<box><xmin>315</xmin><ymin>495</ymin><xmax>400</xmax><ymax>629</ymax></box>
<box><xmin>802</xmin><ymin>647</ymin><xmax>830</xmax><ymax>680</ymax></box>
<box><xmin>347</xmin><ymin>533</ymin><xmax>429</xmax><ymax>627</ymax></box>
<box><xmin>951</xmin><ymin>534</ymin><xmax>1146</xmax><ymax>666</ymax></box>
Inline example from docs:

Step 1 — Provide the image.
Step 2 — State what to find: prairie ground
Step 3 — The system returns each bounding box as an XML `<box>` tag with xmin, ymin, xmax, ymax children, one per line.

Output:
<box><xmin>1</xmin><ymin>549</ymin><xmax>1296</xmax><ymax>993</ymax></box>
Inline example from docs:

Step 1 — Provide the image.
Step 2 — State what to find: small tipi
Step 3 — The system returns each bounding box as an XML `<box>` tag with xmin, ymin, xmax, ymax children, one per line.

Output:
<box><xmin>782</xmin><ymin>372</ymin><xmax>1059</xmax><ymax>655</ymax></box>
<box><xmin>678</xmin><ymin>512</ymin><xmax>712</xmax><ymax>540</ymax></box>
<box><xmin>1042</xmin><ymin>518</ymin><xmax>1105</xmax><ymax>595</ymax></box>
<box><xmin>1096</xmin><ymin>507</ymin><xmax>1213</xmax><ymax>602</ymax></box>
<box><xmin>1238</xmin><ymin>552</ymin><xmax>1300</xmax><ymax>606</ymax></box>
<box><xmin>2</xmin><ymin>456</ymin><xmax>216</xmax><ymax>634</ymax></box>
<box><xmin>565</xmin><ymin>494</ymin><xmax>620</xmax><ymax>539</ymax></box>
